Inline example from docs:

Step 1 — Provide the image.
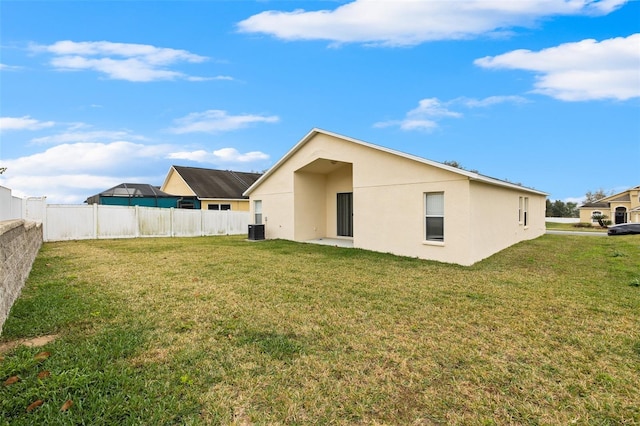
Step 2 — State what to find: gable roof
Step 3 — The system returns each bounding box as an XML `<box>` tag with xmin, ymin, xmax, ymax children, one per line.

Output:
<box><xmin>86</xmin><ymin>183</ymin><xmax>174</xmax><ymax>202</ymax></box>
<box><xmin>244</xmin><ymin>128</ymin><xmax>547</xmax><ymax>197</ymax></box>
<box><xmin>579</xmin><ymin>185</ymin><xmax>640</xmax><ymax>208</ymax></box>
<box><xmin>167</xmin><ymin>166</ymin><xmax>262</xmax><ymax>199</ymax></box>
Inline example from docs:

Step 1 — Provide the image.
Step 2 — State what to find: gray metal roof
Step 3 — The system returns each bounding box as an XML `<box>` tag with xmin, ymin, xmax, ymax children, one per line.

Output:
<box><xmin>172</xmin><ymin>166</ymin><xmax>262</xmax><ymax>199</ymax></box>
<box><xmin>94</xmin><ymin>183</ymin><xmax>173</xmax><ymax>198</ymax></box>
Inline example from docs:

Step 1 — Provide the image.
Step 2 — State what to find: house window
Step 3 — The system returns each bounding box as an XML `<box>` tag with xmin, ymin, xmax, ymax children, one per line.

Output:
<box><xmin>519</xmin><ymin>196</ymin><xmax>529</xmax><ymax>226</ymax></box>
<box><xmin>425</xmin><ymin>192</ymin><xmax>444</xmax><ymax>242</ymax></box>
<box><xmin>591</xmin><ymin>211</ymin><xmax>603</xmax><ymax>223</ymax></box>
<box><xmin>254</xmin><ymin>200</ymin><xmax>262</xmax><ymax>225</ymax></box>
<box><xmin>208</xmin><ymin>204</ymin><xmax>231</xmax><ymax>211</ymax></box>
<box><xmin>519</xmin><ymin>197</ymin><xmax>523</xmax><ymax>223</ymax></box>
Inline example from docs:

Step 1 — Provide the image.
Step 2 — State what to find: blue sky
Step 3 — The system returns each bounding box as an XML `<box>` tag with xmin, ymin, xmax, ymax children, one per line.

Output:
<box><xmin>1</xmin><ymin>0</ymin><xmax>638</xmax><ymax>204</ymax></box>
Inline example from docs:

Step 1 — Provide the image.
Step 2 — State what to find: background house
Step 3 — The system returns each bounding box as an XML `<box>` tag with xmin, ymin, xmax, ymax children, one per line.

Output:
<box><xmin>85</xmin><ymin>183</ymin><xmax>180</xmax><ymax>207</ymax></box>
<box><xmin>161</xmin><ymin>166</ymin><xmax>262</xmax><ymax>210</ymax></box>
<box><xmin>244</xmin><ymin>128</ymin><xmax>547</xmax><ymax>266</ymax></box>
<box><xmin>579</xmin><ymin>185</ymin><xmax>640</xmax><ymax>225</ymax></box>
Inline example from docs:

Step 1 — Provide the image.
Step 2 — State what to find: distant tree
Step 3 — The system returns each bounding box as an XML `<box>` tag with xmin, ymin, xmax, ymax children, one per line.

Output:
<box><xmin>0</xmin><ymin>167</ymin><xmax>6</xmax><ymax>174</ymax></box>
<box><xmin>584</xmin><ymin>188</ymin><xmax>610</xmax><ymax>203</ymax></box>
<box><xmin>546</xmin><ymin>199</ymin><xmax>579</xmax><ymax>217</ymax></box>
<box><xmin>443</xmin><ymin>160</ymin><xmax>478</xmax><ymax>174</ymax></box>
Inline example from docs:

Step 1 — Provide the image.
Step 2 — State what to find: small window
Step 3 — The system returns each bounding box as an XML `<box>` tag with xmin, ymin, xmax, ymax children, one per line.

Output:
<box><xmin>523</xmin><ymin>197</ymin><xmax>529</xmax><ymax>227</ymax></box>
<box><xmin>425</xmin><ymin>193</ymin><xmax>444</xmax><ymax>241</ymax></box>
<box><xmin>591</xmin><ymin>211</ymin><xmax>602</xmax><ymax>223</ymax></box>
<box><xmin>208</xmin><ymin>204</ymin><xmax>219</xmax><ymax>210</ymax></box>
<box><xmin>220</xmin><ymin>204</ymin><xmax>231</xmax><ymax>211</ymax></box>
<box><xmin>518</xmin><ymin>197</ymin><xmax>523</xmax><ymax>223</ymax></box>
<box><xmin>254</xmin><ymin>200</ymin><xmax>262</xmax><ymax>225</ymax></box>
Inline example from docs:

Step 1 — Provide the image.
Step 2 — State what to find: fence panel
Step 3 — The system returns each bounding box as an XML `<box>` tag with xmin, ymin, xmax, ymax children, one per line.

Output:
<box><xmin>45</xmin><ymin>205</ymin><xmax>95</xmax><ymax>241</ymax></box>
<box><xmin>172</xmin><ymin>209</ymin><xmax>203</xmax><ymax>237</ymax></box>
<box><xmin>97</xmin><ymin>205</ymin><xmax>138</xmax><ymax>239</ymax></box>
<box><xmin>25</xmin><ymin>197</ymin><xmax>47</xmax><ymax>223</ymax></box>
<box><xmin>0</xmin><ymin>186</ymin><xmax>12</xmax><ymax>221</ymax></box>
<box><xmin>228</xmin><ymin>211</ymin><xmax>250</xmax><ymax>235</ymax></box>
<box><xmin>138</xmin><ymin>207</ymin><xmax>172</xmax><ymax>237</ymax></box>
<box><xmin>202</xmin><ymin>210</ymin><xmax>229</xmax><ymax>235</ymax></box>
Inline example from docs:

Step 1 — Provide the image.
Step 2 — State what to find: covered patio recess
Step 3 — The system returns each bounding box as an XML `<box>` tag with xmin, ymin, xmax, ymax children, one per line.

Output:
<box><xmin>293</xmin><ymin>158</ymin><xmax>354</xmax><ymax>243</ymax></box>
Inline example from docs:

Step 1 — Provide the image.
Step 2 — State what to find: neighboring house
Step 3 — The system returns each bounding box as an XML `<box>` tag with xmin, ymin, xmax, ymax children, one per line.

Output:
<box><xmin>161</xmin><ymin>166</ymin><xmax>262</xmax><ymax>210</ymax></box>
<box><xmin>85</xmin><ymin>183</ymin><xmax>180</xmax><ymax>207</ymax></box>
<box><xmin>579</xmin><ymin>185</ymin><xmax>640</xmax><ymax>225</ymax></box>
<box><xmin>244</xmin><ymin>128</ymin><xmax>547</xmax><ymax>266</ymax></box>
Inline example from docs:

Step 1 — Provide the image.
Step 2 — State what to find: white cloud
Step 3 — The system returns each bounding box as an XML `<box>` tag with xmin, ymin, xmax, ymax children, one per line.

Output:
<box><xmin>31</xmin><ymin>129</ymin><xmax>147</xmax><ymax>144</ymax></box>
<box><xmin>237</xmin><ymin>0</ymin><xmax>629</xmax><ymax>46</ymax></box>
<box><xmin>375</xmin><ymin>95</ymin><xmax>529</xmax><ymax>131</ymax></box>
<box><xmin>5</xmin><ymin>141</ymin><xmax>172</xmax><ymax>175</ymax></box>
<box><xmin>475</xmin><ymin>34</ymin><xmax>640</xmax><ymax>101</ymax></box>
<box><xmin>0</xmin><ymin>141</ymin><xmax>174</xmax><ymax>203</ymax></box>
<box><xmin>374</xmin><ymin>98</ymin><xmax>462</xmax><ymax>132</ymax></box>
<box><xmin>168</xmin><ymin>147</ymin><xmax>269</xmax><ymax>163</ymax></box>
<box><xmin>0</xmin><ymin>116</ymin><xmax>55</xmax><ymax>132</ymax></box>
<box><xmin>456</xmin><ymin>95</ymin><xmax>529</xmax><ymax>107</ymax></box>
<box><xmin>0</xmin><ymin>63</ymin><xmax>22</xmax><ymax>71</ymax></box>
<box><xmin>31</xmin><ymin>40</ymin><xmax>224</xmax><ymax>82</ymax></box>
<box><xmin>168</xmin><ymin>110</ymin><xmax>280</xmax><ymax>134</ymax></box>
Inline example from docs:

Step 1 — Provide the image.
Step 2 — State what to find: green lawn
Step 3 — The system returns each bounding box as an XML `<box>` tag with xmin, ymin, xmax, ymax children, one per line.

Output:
<box><xmin>1</xmin><ymin>235</ymin><xmax>639</xmax><ymax>425</ymax></box>
<box><xmin>545</xmin><ymin>221</ymin><xmax>607</xmax><ymax>232</ymax></box>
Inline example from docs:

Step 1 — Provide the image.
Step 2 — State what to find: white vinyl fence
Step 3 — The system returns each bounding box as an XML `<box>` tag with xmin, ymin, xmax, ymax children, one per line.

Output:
<box><xmin>1</xmin><ymin>186</ymin><xmax>250</xmax><ymax>242</ymax></box>
<box><xmin>545</xmin><ymin>217</ymin><xmax>580</xmax><ymax>224</ymax></box>
<box><xmin>42</xmin><ymin>204</ymin><xmax>249</xmax><ymax>242</ymax></box>
<box><xmin>0</xmin><ymin>186</ymin><xmax>27</xmax><ymax>222</ymax></box>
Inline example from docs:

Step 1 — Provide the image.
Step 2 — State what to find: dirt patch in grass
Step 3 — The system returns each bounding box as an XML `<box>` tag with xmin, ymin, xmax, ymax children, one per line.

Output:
<box><xmin>0</xmin><ymin>334</ymin><xmax>58</xmax><ymax>354</ymax></box>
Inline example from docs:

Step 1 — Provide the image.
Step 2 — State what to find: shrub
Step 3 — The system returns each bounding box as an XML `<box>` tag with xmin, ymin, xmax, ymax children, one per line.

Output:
<box><xmin>573</xmin><ymin>222</ymin><xmax>593</xmax><ymax>228</ymax></box>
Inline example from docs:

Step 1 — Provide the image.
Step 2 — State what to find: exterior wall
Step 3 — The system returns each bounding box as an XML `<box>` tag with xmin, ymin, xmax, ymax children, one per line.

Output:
<box><xmin>0</xmin><ymin>220</ymin><xmax>43</xmax><ymax>335</ymax></box>
<box><xmin>579</xmin><ymin>207</ymin><xmax>599</xmax><ymax>224</ymax></box>
<box><xmin>294</xmin><ymin>172</ymin><xmax>327</xmax><ymax>241</ymax></box>
<box><xmin>200</xmin><ymin>199</ymin><xmax>250</xmax><ymax>211</ymax></box>
<box><xmin>161</xmin><ymin>170</ymin><xmax>195</xmax><ymax>195</ymax></box>
<box><xmin>469</xmin><ymin>181</ymin><xmax>546</xmax><ymax>264</ymax></box>
<box><xmin>249</xmin><ymin>131</ymin><xmax>547</xmax><ymax>266</ymax></box>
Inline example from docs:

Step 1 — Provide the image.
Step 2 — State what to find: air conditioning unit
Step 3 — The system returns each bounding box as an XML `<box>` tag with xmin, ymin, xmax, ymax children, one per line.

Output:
<box><xmin>248</xmin><ymin>224</ymin><xmax>265</xmax><ymax>240</ymax></box>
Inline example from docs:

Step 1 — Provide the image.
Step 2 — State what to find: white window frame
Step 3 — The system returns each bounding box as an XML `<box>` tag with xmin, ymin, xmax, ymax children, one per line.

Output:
<box><xmin>518</xmin><ymin>196</ymin><xmax>523</xmax><ymax>224</ymax></box>
<box><xmin>591</xmin><ymin>210</ymin><xmax>603</xmax><ymax>223</ymax></box>
<box><xmin>519</xmin><ymin>196</ymin><xmax>529</xmax><ymax>227</ymax></box>
<box><xmin>254</xmin><ymin>200</ymin><xmax>263</xmax><ymax>225</ymax></box>
<box><xmin>208</xmin><ymin>203</ymin><xmax>231</xmax><ymax>211</ymax></box>
<box><xmin>424</xmin><ymin>192</ymin><xmax>444</xmax><ymax>243</ymax></box>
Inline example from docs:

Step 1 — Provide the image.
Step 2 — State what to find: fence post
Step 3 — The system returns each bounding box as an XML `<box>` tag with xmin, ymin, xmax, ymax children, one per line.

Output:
<box><xmin>135</xmin><ymin>205</ymin><xmax>140</xmax><ymax>238</ymax></box>
<box><xmin>93</xmin><ymin>203</ymin><xmax>98</xmax><ymax>239</ymax></box>
<box><xmin>170</xmin><ymin>208</ymin><xmax>174</xmax><ymax>237</ymax></box>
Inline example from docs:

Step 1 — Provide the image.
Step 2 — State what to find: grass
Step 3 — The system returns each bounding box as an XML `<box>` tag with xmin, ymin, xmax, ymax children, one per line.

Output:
<box><xmin>545</xmin><ymin>222</ymin><xmax>608</xmax><ymax>232</ymax></box>
<box><xmin>1</xmin><ymin>234</ymin><xmax>639</xmax><ymax>425</ymax></box>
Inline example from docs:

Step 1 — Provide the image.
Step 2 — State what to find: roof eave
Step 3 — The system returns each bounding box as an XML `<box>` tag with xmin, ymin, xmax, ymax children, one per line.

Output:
<box><xmin>243</xmin><ymin>128</ymin><xmax>547</xmax><ymax>197</ymax></box>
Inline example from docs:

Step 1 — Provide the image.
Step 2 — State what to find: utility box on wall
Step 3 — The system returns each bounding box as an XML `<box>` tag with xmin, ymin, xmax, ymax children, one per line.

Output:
<box><xmin>248</xmin><ymin>224</ymin><xmax>265</xmax><ymax>240</ymax></box>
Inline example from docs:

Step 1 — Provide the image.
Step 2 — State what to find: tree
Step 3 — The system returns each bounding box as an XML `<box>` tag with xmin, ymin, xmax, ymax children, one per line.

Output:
<box><xmin>546</xmin><ymin>199</ymin><xmax>579</xmax><ymax>217</ymax></box>
<box><xmin>443</xmin><ymin>160</ymin><xmax>478</xmax><ymax>174</ymax></box>
<box><xmin>584</xmin><ymin>188</ymin><xmax>610</xmax><ymax>203</ymax></box>
<box><xmin>0</xmin><ymin>167</ymin><xmax>6</xmax><ymax>174</ymax></box>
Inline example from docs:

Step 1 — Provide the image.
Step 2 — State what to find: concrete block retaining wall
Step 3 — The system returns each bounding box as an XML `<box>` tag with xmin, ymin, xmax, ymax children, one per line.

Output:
<box><xmin>0</xmin><ymin>220</ymin><xmax>43</xmax><ymax>335</ymax></box>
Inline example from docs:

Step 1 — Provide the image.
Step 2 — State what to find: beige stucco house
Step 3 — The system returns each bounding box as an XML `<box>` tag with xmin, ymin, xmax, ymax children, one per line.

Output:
<box><xmin>161</xmin><ymin>166</ymin><xmax>261</xmax><ymax>211</ymax></box>
<box><xmin>579</xmin><ymin>185</ymin><xmax>640</xmax><ymax>225</ymax></box>
<box><xmin>243</xmin><ymin>129</ymin><xmax>547</xmax><ymax>266</ymax></box>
